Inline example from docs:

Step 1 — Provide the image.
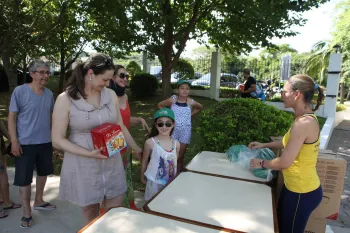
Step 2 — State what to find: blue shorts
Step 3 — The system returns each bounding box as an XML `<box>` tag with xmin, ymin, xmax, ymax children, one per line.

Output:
<box><xmin>172</xmin><ymin>125</ymin><xmax>191</xmax><ymax>144</ymax></box>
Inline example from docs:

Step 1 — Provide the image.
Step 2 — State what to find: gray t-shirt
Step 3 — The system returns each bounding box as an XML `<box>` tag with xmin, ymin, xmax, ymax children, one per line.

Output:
<box><xmin>9</xmin><ymin>84</ymin><xmax>54</xmax><ymax>145</ymax></box>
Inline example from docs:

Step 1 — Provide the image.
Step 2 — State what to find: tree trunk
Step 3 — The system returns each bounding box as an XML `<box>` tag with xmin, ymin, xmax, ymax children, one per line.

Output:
<box><xmin>340</xmin><ymin>82</ymin><xmax>345</xmax><ymax>104</ymax></box>
<box><xmin>58</xmin><ymin>30</ymin><xmax>65</xmax><ymax>93</ymax></box>
<box><xmin>17</xmin><ymin>56</ymin><xmax>27</xmax><ymax>85</ymax></box>
<box><xmin>161</xmin><ymin>63</ymin><xmax>172</xmax><ymax>99</ymax></box>
<box><xmin>347</xmin><ymin>87</ymin><xmax>350</xmax><ymax>101</ymax></box>
<box><xmin>1</xmin><ymin>53</ymin><xmax>17</xmax><ymax>87</ymax></box>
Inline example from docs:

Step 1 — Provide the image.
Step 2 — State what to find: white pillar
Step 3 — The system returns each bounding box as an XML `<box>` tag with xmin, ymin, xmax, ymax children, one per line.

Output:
<box><xmin>210</xmin><ymin>50</ymin><xmax>221</xmax><ymax>100</ymax></box>
<box><xmin>324</xmin><ymin>53</ymin><xmax>342</xmax><ymax>118</ymax></box>
<box><xmin>142</xmin><ymin>51</ymin><xmax>150</xmax><ymax>73</ymax></box>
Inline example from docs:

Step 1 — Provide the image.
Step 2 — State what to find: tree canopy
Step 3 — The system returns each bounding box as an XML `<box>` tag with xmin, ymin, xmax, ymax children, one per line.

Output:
<box><xmin>1</xmin><ymin>0</ymin><xmax>329</xmax><ymax>96</ymax></box>
<box><xmin>88</xmin><ymin>0</ymin><xmax>328</xmax><ymax>97</ymax></box>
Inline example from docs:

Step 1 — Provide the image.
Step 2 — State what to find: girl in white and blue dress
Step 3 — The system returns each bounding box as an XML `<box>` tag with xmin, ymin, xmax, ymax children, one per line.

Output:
<box><xmin>141</xmin><ymin>108</ymin><xmax>180</xmax><ymax>201</ymax></box>
<box><xmin>158</xmin><ymin>80</ymin><xmax>203</xmax><ymax>172</ymax></box>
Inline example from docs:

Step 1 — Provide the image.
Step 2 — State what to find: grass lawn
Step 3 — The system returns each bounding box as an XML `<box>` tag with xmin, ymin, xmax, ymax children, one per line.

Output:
<box><xmin>0</xmin><ymin>82</ymin><xmax>218</xmax><ymax>191</ymax></box>
<box><xmin>0</xmin><ymin>79</ymin><xmax>327</xmax><ymax>191</ymax></box>
<box><xmin>127</xmin><ymin>93</ymin><xmax>217</xmax><ymax>191</ymax></box>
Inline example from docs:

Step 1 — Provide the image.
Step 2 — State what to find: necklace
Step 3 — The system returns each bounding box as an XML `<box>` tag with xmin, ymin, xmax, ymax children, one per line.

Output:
<box><xmin>156</xmin><ymin>137</ymin><xmax>174</xmax><ymax>152</ymax></box>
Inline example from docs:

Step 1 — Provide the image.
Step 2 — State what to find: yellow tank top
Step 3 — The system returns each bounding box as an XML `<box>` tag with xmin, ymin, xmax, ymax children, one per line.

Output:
<box><xmin>282</xmin><ymin>113</ymin><xmax>320</xmax><ymax>193</ymax></box>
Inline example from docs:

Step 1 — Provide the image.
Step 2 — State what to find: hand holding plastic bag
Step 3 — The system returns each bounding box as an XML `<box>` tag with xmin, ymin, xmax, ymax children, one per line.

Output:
<box><xmin>226</xmin><ymin>145</ymin><xmax>276</xmax><ymax>181</ymax></box>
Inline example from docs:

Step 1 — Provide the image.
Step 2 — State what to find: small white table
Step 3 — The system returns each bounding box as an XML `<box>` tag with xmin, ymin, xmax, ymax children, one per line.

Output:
<box><xmin>185</xmin><ymin>151</ymin><xmax>269</xmax><ymax>184</ymax></box>
<box><xmin>144</xmin><ymin>172</ymin><xmax>277</xmax><ymax>233</ymax></box>
<box><xmin>79</xmin><ymin>207</ymin><xmax>225</xmax><ymax>233</ymax></box>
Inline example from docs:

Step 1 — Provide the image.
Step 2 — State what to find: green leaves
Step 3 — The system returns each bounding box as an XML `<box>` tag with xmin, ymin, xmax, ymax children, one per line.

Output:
<box><xmin>196</xmin><ymin>98</ymin><xmax>294</xmax><ymax>152</ymax></box>
<box><xmin>129</xmin><ymin>72</ymin><xmax>159</xmax><ymax>97</ymax></box>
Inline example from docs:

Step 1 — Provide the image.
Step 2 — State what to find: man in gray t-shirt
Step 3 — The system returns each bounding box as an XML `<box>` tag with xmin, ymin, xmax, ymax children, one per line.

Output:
<box><xmin>8</xmin><ymin>59</ymin><xmax>56</xmax><ymax>228</ymax></box>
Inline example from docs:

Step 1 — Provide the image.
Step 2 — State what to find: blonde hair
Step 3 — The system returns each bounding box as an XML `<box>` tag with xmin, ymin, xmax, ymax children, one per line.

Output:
<box><xmin>288</xmin><ymin>74</ymin><xmax>324</xmax><ymax>111</ymax></box>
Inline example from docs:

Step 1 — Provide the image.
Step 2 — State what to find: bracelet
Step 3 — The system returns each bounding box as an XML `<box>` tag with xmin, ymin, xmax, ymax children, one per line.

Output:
<box><xmin>260</xmin><ymin>160</ymin><xmax>265</xmax><ymax>169</ymax></box>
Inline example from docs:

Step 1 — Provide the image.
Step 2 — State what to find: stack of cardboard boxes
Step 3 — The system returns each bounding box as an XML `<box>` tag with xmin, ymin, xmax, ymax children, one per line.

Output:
<box><xmin>305</xmin><ymin>151</ymin><xmax>347</xmax><ymax>233</ymax></box>
<box><xmin>271</xmin><ymin>137</ymin><xmax>347</xmax><ymax>233</ymax></box>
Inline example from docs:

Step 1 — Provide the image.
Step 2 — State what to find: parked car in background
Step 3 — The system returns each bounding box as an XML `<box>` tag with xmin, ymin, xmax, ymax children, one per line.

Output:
<box><xmin>194</xmin><ymin>72</ymin><xmax>203</xmax><ymax>79</ymax></box>
<box><xmin>150</xmin><ymin>66</ymin><xmax>162</xmax><ymax>80</ymax></box>
<box><xmin>170</xmin><ymin>72</ymin><xmax>183</xmax><ymax>84</ymax></box>
<box><xmin>191</xmin><ymin>73</ymin><xmax>241</xmax><ymax>88</ymax></box>
<box><xmin>159</xmin><ymin>72</ymin><xmax>201</xmax><ymax>84</ymax></box>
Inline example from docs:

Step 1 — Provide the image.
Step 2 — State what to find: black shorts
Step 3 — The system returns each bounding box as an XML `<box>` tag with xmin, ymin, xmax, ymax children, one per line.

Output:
<box><xmin>14</xmin><ymin>142</ymin><xmax>54</xmax><ymax>186</ymax></box>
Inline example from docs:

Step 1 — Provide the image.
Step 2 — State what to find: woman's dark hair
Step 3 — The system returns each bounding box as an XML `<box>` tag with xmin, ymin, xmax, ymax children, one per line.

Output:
<box><xmin>147</xmin><ymin>118</ymin><xmax>175</xmax><ymax>139</ymax></box>
<box><xmin>289</xmin><ymin>74</ymin><xmax>325</xmax><ymax>111</ymax></box>
<box><xmin>114</xmin><ymin>65</ymin><xmax>125</xmax><ymax>75</ymax></box>
<box><xmin>243</xmin><ymin>68</ymin><xmax>250</xmax><ymax>75</ymax></box>
<box><xmin>66</xmin><ymin>53</ymin><xmax>115</xmax><ymax>100</ymax></box>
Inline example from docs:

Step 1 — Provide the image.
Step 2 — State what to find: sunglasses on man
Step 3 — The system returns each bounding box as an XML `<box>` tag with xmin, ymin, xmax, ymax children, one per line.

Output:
<box><xmin>118</xmin><ymin>73</ymin><xmax>129</xmax><ymax>79</ymax></box>
<box><xmin>156</xmin><ymin>122</ymin><xmax>173</xmax><ymax>128</ymax></box>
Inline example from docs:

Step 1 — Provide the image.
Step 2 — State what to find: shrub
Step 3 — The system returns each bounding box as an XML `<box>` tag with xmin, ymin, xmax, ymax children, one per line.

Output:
<box><xmin>219</xmin><ymin>87</ymin><xmax>240</xmax><ymax>98</ymax></box>
<box><xmin>173</xmin><ymin>59</ymin><xmax>195</xmax><ymax>79</ymax></box>
<box><xmin>191</xmin><ymin>86</ymin><xmax>209</xmax><ymax>90</ymax></box>
<box><xmin>196</xmin><ymin>98</ymin><xmax>294</xmax><ymax>152</ymax></box>
<box><xmin>126</xmin><ymin>61</ymin><xmax>142</xmax><ymax>78</ymax></box>
<box><xmin>269</xmin><ymin>95</ymin><xmax>283</xmax><ymax>102</ymax></box>
<box><xmin>160</xmin><ymin>83</ymin><xmax>210</xmax><ymax>90</ymax></box>
<box><xmin>336</xmin><ymin>103</ymin><xmax>346</xmax><ymax>112</ymax></box>
<box><xmin>130</xmin><ymin>72</ymin><xmax>158</xmax><ymax>97</ymax></box>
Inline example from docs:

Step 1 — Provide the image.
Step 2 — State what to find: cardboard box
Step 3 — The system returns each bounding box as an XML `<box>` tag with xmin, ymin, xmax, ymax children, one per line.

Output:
<box><xmin>91</xmin><ymin>123</ymin><xmax>127</xmax><ymax>157</ymax></box>
<box><xmin>312</xmin><ymin>152</ymin><xmax>347</xmax><ymax>220</ymax></box>
<box><xmin>270</xmin><ymin>136</ymin><xmax>283</xmax><ymax>157</ymax></box>
<box><xmin>304</xmin><ymin>217</ymin><xmax>326</xmax><ymax>233</ymax></box>
<box><xmin>274</xmin><ymin>150</ymin><xmax>347</xmax><ymax>221</ymax></box>
<box><xmin>275</xmin><ymin>171</ymin><xmax>284</xmax><ymax>203</ymax></box>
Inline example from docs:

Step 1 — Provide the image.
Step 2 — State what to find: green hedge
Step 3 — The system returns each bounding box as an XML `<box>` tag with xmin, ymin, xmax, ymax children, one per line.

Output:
<box><xmin>336</xmin><ymin>103</ymin><xmax>346</xmax><ymax>112</ymax></box>
<box><xmin>196</xmin><ymin>98</ymin><xmax>294</xmax><ymax>152</ymax></box>
<box><xmin>219</xmin><ymin>87</ymin><xmax>240</xmax><ymax>98</ymax></box>
<box><xmin>126</xmin><ymin>61</ymin><xmax>142</xmax><ymax>78</ymax></box>
<box><xmin>130</xmin><ymin>72</ymin><xmax>158</xmax><ymax>97</ymax></box>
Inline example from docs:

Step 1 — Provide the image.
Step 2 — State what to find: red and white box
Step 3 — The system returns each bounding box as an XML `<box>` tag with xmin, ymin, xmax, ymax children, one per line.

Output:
<box><xmin>91</xmin><ymin>123</ymin><xmax>127</xmax><ymax>157</ymax></box>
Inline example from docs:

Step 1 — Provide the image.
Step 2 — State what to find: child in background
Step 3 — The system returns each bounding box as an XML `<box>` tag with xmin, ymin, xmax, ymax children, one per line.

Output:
<box><xmin>141</xmin><ymin>108</ymin><xmax>180</xmax><ymax>201</ymax></box>
<box><xmin>158</xmin><ymin>80</ymin><xmax>203</xmax><ymax>172</ymax></box>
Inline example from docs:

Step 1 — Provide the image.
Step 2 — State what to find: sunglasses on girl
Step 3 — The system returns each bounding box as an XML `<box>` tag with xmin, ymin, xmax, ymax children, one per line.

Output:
<box><xmin>118</xmin><ymin>73</ymin><xmax>129</xmax><ymax>79</ymax></box>
<box><xmin>156</xmin><ymin>122</ymin><xmax>173</xmax><ymax>128</ymax></box>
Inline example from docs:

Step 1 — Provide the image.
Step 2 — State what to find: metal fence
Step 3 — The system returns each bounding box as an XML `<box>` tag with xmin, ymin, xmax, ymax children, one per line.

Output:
<box><xmin>185</xmin><ymin>55</ymin><xmax>211</xmax><ymax>86</ymax></box>
<box><xmin>221</xmin><ymin>59</ymin><xmax>308</xmax><ymax>84</ymax></box>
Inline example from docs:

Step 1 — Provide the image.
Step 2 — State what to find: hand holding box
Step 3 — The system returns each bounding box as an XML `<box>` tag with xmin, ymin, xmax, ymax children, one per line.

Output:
<box><xmin>91</xmin><ymin>123</ymin><xmax>127</xmax><ymax>157</ymax></box>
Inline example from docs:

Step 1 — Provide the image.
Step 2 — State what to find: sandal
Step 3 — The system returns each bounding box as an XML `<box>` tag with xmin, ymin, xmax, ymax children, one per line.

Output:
<box><xmin>20</xmin><ymin>216</ymin><xmax>33</xmax><ymax>228</ymax></box>
<box><xmin>33</xmin><ymin>202</ymin><xmax>56</xmax><ymax>211</ymax></box>
<box><xmin>4</xmin><ymin>202</ymin><xmax>21</xmax><ymax>210</ymax></box>
<box><xmin>0</xmin><ymin>210</ymin><xmax>8</xmax><ymax>219</ymax></box>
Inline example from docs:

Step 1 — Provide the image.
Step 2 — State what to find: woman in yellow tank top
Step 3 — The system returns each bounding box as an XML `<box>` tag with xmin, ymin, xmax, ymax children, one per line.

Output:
<box><xmin>248</xmin><ymin>74</ymin><xmax>324</xmax><ymax>233</ymax></box>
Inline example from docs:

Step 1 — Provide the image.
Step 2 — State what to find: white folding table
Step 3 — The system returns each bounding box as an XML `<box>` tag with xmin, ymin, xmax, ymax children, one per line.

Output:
<box><xmin>78</xmin><ymin>207</ymin><xmax>225</xmax><ymax>233</ymax></box>
<box><xmin>144</xmin><ymin>172</ymin><xmax>277</xmax><ymax>233</ymax></box>
<box><xmin>185</xmin><ymin>151</ymin><xmax>269</xmax><ymax>184</ymax></box>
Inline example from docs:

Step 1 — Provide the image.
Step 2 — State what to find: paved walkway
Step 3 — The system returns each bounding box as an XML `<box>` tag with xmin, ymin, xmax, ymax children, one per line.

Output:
<box><xmin>326</xmin><ymin>102</ymin><xmax>350</xmax><ymax>233</ymax></box>
<box><xmin>1</xmin><ymin>167</ymin><xmax>146</xmax><ymax>233</ymax></box>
